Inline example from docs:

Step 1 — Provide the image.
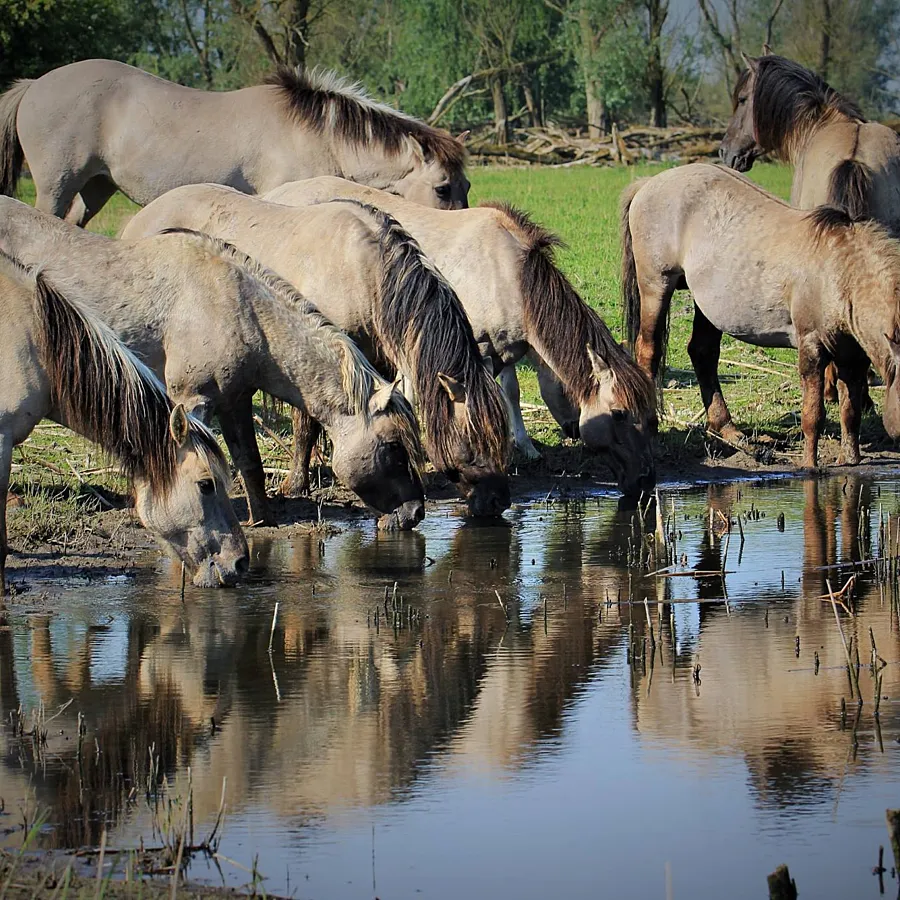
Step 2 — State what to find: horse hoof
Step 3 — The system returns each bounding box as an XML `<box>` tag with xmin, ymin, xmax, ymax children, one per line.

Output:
<box><xmin>515</xmin><ymin>442</ymin><xmax>541</xmax><ymax>462</ymax></box>
<box><xmin>279</xmin><ymin>476</ymin><xmax>309</xmax><ymax>499</ymax></box>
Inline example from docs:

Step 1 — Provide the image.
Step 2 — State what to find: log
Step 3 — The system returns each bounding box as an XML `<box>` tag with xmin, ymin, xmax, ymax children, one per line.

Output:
<box><xmin>767</xmin><ymin>864</ymin><xmax>798</xmax><ymax>900</ymax></box>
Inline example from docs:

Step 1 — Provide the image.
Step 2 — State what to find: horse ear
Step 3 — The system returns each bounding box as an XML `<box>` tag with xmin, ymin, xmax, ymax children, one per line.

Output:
<box><xmin>761</xmin><ymin>43</ymin><xmax>773</xmax><ymax>56</ymax></box>
<box><xmin>369</xmin><ymin>380</ymin><xmax>396</xmax><ymax>414</ymax></box>
<box><xmin>407</xmin><ymin>137</ymin><xmax>426</xmax><ymax>164</ymax></box>
<box><xmin>455</xmin><ymin>130</ymin><xmax>471</xmax><ymax>145</ymax></box>
<box><xmin>169</xmin><ymin>404</ymin><xmax>191</xmax><ymax>447</ymax></box>
<box><xmin>437</xmin><ymin>372</ymin><xmax>467</xmax><ymax>404</ymax></box>
<box><xmin>741</xmin><ymin>51</ymin><xmax>759</xmax><ymax>72</ymax></box>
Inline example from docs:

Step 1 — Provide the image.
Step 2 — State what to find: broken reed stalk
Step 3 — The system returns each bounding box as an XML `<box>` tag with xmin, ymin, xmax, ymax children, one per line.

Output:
<box><xmin>828</xmin><ymin>578</ymin><xmax>862</xmax><ymax>706</ymax></box>
<box><xmin>495</xmin><ymin>590</ymin><xmax>509</xmax><ymax>621</ymax></box>
<box><xmin>268</xmin><ymin>601</ymin><xmax>279</xmax><ymax>654</ymax></box>
<box><xmin>643</xmin><ymin>596</ymin><xmax>655</xmax><ymax>648</ymax></box>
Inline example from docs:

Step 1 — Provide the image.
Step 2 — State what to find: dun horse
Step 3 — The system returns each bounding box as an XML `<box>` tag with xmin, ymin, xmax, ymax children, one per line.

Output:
<box><xmin>122</xmin><ymin>187</ymin><xmax>512</xmax><ymax>516</ymax></box>
<box><xmin>0</xmin><ymin>60</ymin><xmax>469</xmax><ymax>225</ymax></box>
<box><xmin>261</xmin><ymin>177</ymin><xmax>656</xmax><ymax>497</ymax></box>
<box><xmin>0</xmin><ymin>197</ymin><xmax>425</xmax><ymax>530</ymax></box>
<box><xmin>0</xmin><ymin>251</ymin><xmax>248</xmax><ymax>591</ymax></box>
<box><xmin>720</xmin><ymin>53</ymin><xmax>900</xmax><ymax>405</ymax></box>
<box><xmin>621</xmin><ymin>164</ymin><xmax>900</xmax><ymax>468</ymax></box>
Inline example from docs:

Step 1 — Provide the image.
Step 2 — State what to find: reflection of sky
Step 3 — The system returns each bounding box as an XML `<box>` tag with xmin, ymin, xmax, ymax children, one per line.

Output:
<box><xmin>1</xmin><ymin>476</ymin><xmax>899</xmax><ymax>899</ymax></box>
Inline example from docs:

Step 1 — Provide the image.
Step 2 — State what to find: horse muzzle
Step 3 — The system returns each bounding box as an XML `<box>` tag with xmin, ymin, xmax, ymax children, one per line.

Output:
<box><xmin>377</xmin><ymin>498</ymin><xmax>426</xmax><ymax>531</ymax></box>
<box><xmin>465</xmin><ymin>474</ymin><xmax>511</xmax><ymax>518</ymax></box>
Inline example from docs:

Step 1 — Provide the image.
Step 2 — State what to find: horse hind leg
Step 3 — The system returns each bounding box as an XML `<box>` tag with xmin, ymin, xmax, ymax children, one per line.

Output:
<box><xmin>687</xmin><ymin>304</ymin><xmax>744</xmax><ymax>443</ymax></box>
<box><xmin>281</xmin><ymin>407</ymin><xmax>322</xmax><ymax>499</ymax></box>
<box><xmin>66</xmin><ymin>175</ymin><xmax>118</xmax><ymax>228</ymax></box>
<box><xmin>835</xmin><ymin>356</ymin><xmax>869</xmax><ymax>465</ymax></box>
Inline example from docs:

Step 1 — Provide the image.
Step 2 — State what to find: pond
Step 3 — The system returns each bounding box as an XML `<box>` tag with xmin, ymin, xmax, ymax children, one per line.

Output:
<box><xmin>0</xmin><ymin>473</ymin><xmax>898</xmax><ymax>899</ymax></box>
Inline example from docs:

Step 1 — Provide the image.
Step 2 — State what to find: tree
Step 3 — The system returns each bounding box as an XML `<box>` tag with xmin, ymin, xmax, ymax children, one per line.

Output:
<box><xmin>0</xmin><ymin>0</ymin><xmax>145</xmax><ymax>85</ymax></box>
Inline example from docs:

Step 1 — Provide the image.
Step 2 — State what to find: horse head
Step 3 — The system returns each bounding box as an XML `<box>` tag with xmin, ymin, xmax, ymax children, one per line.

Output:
<box><xmin>392</xmin><ymin>136</ymin><xmax>471</xmax><ymax>209</ymax></box>
<box><xmin>436</xmin><ymin>372</ymin><xmax>511</xmax><ymax>518</ymax></box>
<box><xmin>134</xmin><ymin>405</ymin><xmax>249</xmax><ymax>588</ymax></box>
<box><xmin>883</xmin><ymin>329</ymin><xmax>900</xmax><ymax>439</ymax></box>
<box><xmin>329</xmin><ymin>380</ymin><xmax>426</xmax><ymax>531</ymax></box>
<box><xmin>720</xmin><ymin>54</ymin><xmax>761</xmax><ymax>172</ymax></box>
<box><xmin>578</xmin><ymin>346</ymin><xmax>656</xmax><ymax>499</ymax></box>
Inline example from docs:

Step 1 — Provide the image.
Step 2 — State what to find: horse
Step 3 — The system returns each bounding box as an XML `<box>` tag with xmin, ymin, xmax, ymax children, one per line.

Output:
<box><xmin>259</xmin><ymin>177</ymin><xmax>657</xmax><ymax>497</ymax></box>
<box><xmin>0</xmin><ymin>250</ymin><xmax>249</xmax><ymax>591</ymax></box>
<box><xmin>0</xmin><ymin>197</ymin><xmax>425</xmax><ymax>530</ymax></box>
<box><xmin>0</xmin><ymin>60</ymin><xmax>469</xmax><ymax>226</ymax></box>
<box><xmin>720</xmin><ymin>53</ymin><xmax>900</xmax><ymax>405</ymax></box>
<box><xmin>620</xmin><ymin>163</ymin><xmax>900</xmax><ymax>469</ymax></box>
<box><xmin>121</xmin><ymin>187</ymin><xmax>513</xmax><ymax>517</ymax></box>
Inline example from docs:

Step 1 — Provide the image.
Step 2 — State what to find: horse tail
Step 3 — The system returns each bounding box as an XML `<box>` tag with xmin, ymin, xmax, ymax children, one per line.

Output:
<box><xmin>620</xmin><ymin>179</ymin><xmax>645</xmax><ymax>351</ymax></box>
<box><xmin>827</xmin><ymin>158</ymin><xmax>874</xmax><ymax>221</ymax></box>
<box><xmin>0</xmin><ymin>80</ymin><xmax>31</xmax><ymax>197</ymax></box>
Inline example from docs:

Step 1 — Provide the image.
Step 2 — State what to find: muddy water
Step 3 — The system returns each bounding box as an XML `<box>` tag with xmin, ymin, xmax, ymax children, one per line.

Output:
<box><xmin>1</xmin><ymin>474</ymin><xmax>899</xmax><ymax>899</ymax></box>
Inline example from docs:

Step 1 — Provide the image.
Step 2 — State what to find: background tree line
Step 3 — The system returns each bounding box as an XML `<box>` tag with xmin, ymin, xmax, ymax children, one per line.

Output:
<box><xmin>2</xmin><ymin>0</ymin><xmax>898</xmax><ymax>137</ymax></box>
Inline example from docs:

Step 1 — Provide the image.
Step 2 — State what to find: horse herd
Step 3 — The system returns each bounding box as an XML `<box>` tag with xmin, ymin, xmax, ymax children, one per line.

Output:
<box><xmin>0</xmin><ymin>51</ymin><xmax>898</xmax><ymax>591</ymax></box>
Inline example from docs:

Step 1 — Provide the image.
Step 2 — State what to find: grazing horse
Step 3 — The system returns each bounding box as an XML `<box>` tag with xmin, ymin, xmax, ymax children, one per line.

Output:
<box><xmin>620</xmin><ymin>164</ymin><xmax>900</xmax><ymax>468</ymax></box>
<box><xmin>0</xmin><ymin>60</ymin><xmax>469</xmax><ymax>225</ymax></box>
<box><xmin>261</xmin><ymin>177</ymin><xmax>656</xmax><ymax>496</ymax></box>
<box><xmin>0</xmin><ymin>197</ymin><xmax>425</xmax><ymax>530</ymax></box>
<box><xmin>720</xmin><ymin>53</ymin><xmax>900</xmax><ymax>405</ymax></box>
<box><xmin>122</xmin><ymin>187</ymin><xmax>512</xmax><ymax>517</ymax></box>
<box><xmin>0</xmin><ymin>251</ymin><xmax>248</xmax><ymax>590</ymax></box>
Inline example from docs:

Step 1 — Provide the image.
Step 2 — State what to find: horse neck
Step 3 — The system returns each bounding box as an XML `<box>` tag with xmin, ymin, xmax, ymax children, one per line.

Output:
<box><xmin>332</xmin><ymin>141</ymin><xmax>415</xmax><ymax>191</ymax></box>
<box><xmin>248</xmin><ymin>288</ymin><xmax>360</xmax><ymax>427</ymax></box>
<box><xmin>842</xmin><ymin>270</ymin><xmax>897</xmax><ymax>379</ymax></box>
<box><xmin>784</xmin><ymin>106</ymin><xmax>855</xmax><ymax>164</ymax></box>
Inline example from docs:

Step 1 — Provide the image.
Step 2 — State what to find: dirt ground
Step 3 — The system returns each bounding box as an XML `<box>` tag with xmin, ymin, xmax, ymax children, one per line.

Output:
<box><xmin>5</xmin><ymin>420</ymin><xmax>900</xmax><ymax>593</ymax></box>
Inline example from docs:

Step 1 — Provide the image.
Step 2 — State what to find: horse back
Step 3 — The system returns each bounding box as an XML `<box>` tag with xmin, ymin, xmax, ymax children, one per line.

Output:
<box><xmin>16</xmin><ymin>60</ymin><xmax>307</xmax><ymax>206</ymax></box>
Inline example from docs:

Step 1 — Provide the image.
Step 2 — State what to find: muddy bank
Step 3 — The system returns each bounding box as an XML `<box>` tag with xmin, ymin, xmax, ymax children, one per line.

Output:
<box><xmin>4</xmin><ymin>426</ymin><xmax>900</xmax><ymax>589</ymax></box>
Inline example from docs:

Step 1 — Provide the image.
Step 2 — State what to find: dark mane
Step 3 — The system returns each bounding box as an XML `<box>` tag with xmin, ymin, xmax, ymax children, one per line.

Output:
<box><xmin>335</xmin><ymin>200</ymin><xmax>510</xmax><ymax>473</ymax></box>
<box><xmin>483</xmin><ymin>202</ymin><xmax>655</xmax><ymax>415</ymax></box>
<box><xmin>263</xmin><ymin>68</ymin><xmax>466</xmax><ymax>173</ymax></box>
<box><xmin>806</xmin><ymin>205</ymin><xmax>855</xmax><ymax>238</ymax></box>
<box><xmin>31</xmin><ymin>271</ymin><xmax>226</xmax><ymax>494</ymax></box>
<box><xmin>735</xmin><ymin>55</ymin><xmax>865</xmax><ymax>157</ymax></box>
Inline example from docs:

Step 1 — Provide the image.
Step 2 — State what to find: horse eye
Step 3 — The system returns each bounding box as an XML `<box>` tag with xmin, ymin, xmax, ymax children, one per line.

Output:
<box><xmin>198</xmin><ymin>478</ymin><xmax>216</xmax><ymax>496</ymax></box>
<box><xmin>612</xmin><ymin>409</ymin><xmax>627</xmax><ymax>423</ymax></box>
<box><xmin>738</xmin><ymin>95</ymin><xmax>748</xmax><ymax>105</ymax></box>
<box><xmin>435</xmin><ymin>184</ymin><xmax>452</xmax><ymax>200</ymax></box>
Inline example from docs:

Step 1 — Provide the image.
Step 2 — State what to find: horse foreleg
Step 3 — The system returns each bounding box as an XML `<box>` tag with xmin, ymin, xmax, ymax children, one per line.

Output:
<box><xmin>217</xmin><ymin>393</ymin><xmax>275</xmax><ymax>527</ymax></box>
<box><xmin>687</xmin><ymin>305</ymin><xmax>744</xmax><ymax>443</ymax></box>
<box><xmin>798</xmin><ymin>339</ymin><xmax>827</xmax><ymax>469</ymax></box>
<box><xmin>281</xmin><ymin>407</ymin><xmax>322</xmax><ymax>499</ymax></box>
<box><xmin>634</xmin><ymin>274</ymin><xmax>678</xmax><ymax>380</ymax></box>
<box><xmin>0</xmin><ymin>434</ymin><xmax>11</xmax><ymax>596</ymax></box>
<box><xmin>835</xmin><ymin>357</ymin><xmax>869</xmax><ymax>465</ymax></box>
<box><xmin>499</xmin><ymin>366</ymin><xmax>540</xmax><ymax>461</ymax></box>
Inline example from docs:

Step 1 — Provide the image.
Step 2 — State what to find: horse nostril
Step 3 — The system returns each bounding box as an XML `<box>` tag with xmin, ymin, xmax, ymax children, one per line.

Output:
<box><xmin>235</xmin><ymin>554</ymin><xmax>250</xmax><ymax>574</ymax></box>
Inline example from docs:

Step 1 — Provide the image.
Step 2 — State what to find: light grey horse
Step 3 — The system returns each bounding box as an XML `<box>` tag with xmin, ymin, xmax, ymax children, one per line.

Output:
<box><xmin>122</xmin><ymin>188</ymin><xmax>513</xmax><ymax>517</ymax></box>
<box><xmin>259</xmin><ymin>177</ymin><xmax>657</xmax><ymax>497</ymax></box>
<box><xmin>0</xmin><ymin>60</ymin><xmax>470</xmax><ymax>225</ymax></box>
<box><xmin>0</xmin><ymin>250</ymin><xmax>248</xmax><ymax>590</ymax></box>
<box><xmin>0</xmin><ymin>197</ymin><xmax>425</xmax><ymax>530</ymax></box>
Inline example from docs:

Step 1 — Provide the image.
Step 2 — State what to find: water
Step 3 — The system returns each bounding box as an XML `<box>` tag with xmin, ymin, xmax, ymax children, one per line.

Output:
<box><xmin>1</xmin><ymin>473</ymin><xmax>899</xmax><ymax>899</ymax></box>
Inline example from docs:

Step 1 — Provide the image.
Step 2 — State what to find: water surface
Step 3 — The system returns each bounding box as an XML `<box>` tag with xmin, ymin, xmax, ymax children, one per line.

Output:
<box><xmin>1</xmin><ymin>474</ymin><xmax>898</xmax><ymax>899</ymax></box>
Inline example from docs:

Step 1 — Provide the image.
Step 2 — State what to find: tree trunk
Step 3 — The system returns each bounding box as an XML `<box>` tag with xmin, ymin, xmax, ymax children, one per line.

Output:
<box><xmin>819</xmin><ymin>0</ymin><xmax>832</xmax><ymax>82</ymax></box>
<box><xmin>283</xmin><ymin>0</ymin><xmax>311</xmax><ymax>69</ymax></box>
<box><xmin>522</xmin><ymin>80</ymin><xmax>541</xmax><ymax>127</ymax></box>
<box><xmin>491</xmin><ymin>76</ymin><xmax>509</xmax><ymax>143</ymax></box>
<box><xmin>647</xmin><ymin>0</ymin><xmax>668</xmax><ymax>127</ymax></box>
<box><xmin>585</xmin><ymin>78</ymin><xmax>606</xmax><ymax>138</ymax></box>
